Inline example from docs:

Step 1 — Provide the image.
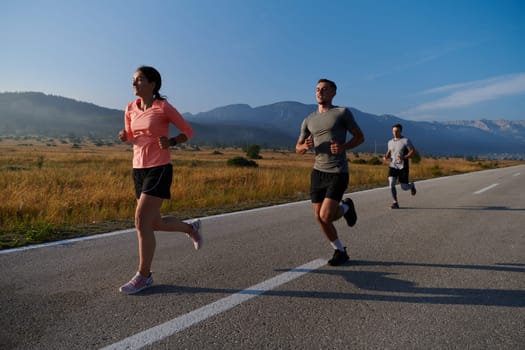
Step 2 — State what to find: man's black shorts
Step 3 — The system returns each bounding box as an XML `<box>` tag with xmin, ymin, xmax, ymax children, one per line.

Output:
<box><xmin>388</xmin><ymin>167</ymin><xmax>410</xmax><ymax>184</ymax></box>
<box><xmin>310</xmin><ymin>169</ymin><xmax>349</xmax><ymax>203</ymax></box>
<box><xmin>133</xmin><ymin>163</ymin><xmax>173</xmax><ymax>199</ymax></box>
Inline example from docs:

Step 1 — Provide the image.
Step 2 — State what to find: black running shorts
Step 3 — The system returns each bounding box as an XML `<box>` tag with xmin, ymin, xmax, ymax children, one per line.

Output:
<box><xmin>388</xmin><ymin>167</ymin><xmax>410</xmax><ymax>184</ymax></box>
<box><xmin>310</xmin><ymin>169</ymin><xmax>349</xmax><ymax>203</ymax></box>
<box><xmin>133</xmin><ymin>163</ymin><xmax>173</xmax><ymax>199</ymax></box>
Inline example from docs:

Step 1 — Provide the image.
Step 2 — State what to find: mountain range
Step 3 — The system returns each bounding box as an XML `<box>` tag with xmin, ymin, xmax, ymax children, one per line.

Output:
<box><xmin>1</xmin><ymin>92</ymin><xmax>524</xmax><ymax>158</ymax></box>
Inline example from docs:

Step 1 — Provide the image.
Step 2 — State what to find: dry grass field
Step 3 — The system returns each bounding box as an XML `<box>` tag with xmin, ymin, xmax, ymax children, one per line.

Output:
<box><xmin>1</xmin><ymin>137</ymin><xmax>522</xmax><ymax>249</ymax></box>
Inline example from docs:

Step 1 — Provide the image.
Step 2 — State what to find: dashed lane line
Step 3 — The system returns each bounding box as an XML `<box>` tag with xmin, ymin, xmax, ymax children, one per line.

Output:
<box><xmin>474</xmin><ymin>183</ymin><xmax>499</xmax><ymax>194</ymax></box>
<box><xmin>99</xmin><ymin>258</ymin><xmax>327</xmax><ymax>350</ymax></box>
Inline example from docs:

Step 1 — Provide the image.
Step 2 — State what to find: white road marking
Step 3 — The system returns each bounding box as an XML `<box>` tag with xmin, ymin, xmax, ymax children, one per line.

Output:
<box><xmin>0</xmin><ymin>201</ymin><xmax>310</xmax><ymax>255</ymax></box>
<box><xmin>99</xmin><ymin>258</ymin><xmax>327</xmax><ymax>350</ymax></box>
<box><xmin>3</xmin><ymin>165</ymin><xmax>523</xmax><ymax>256</ymax></box>
<box><xmin>0</xmin><ymin>228</ymin><xmax>136</xmax><ymax>255</ymax></box>
<box><xmin>474</xmin><ymin>183</ymin><xmax>499</xmax><ymax>194</ymax></box>
<box><xmin>0</xmin><ymin>194</ymin><xmax>357</xmax><ymax>255</ymax></box>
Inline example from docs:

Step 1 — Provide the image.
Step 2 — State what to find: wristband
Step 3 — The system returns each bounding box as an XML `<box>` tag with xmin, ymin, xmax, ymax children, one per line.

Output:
<box><xmin>169</xmin><ymin>137</ymin><xmax>177</xmax><ymax>146</ymax></box>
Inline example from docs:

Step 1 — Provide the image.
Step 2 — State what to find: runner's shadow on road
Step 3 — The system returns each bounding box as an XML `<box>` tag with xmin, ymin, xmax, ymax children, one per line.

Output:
<box><xmin>400</xmin><ymin>206</ymin><xmax>525</xmax><ymax>211</ymax></box>
<box><xmin>141</xmin><ymin>260</ymin><xmax>525</xmax><ymax>307</ymax></box>
<box><xmin>349</xmin><ymin>260</ymin><xmax>525</xmax><ymax>273</ymax></box>
<box><xmin>270</xmin><ymin>260</ymin><xmax>525</xmax><ymax>307</ymax></box>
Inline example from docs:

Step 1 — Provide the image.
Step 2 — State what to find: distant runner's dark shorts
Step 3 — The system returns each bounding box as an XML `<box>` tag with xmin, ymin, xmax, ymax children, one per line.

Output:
<box><xmin>310</xmin><ymin>169</ymin><xmax>349</xmax><ymax>203</ymax></box>
<box><xmin>133</xmin><ymin>164</ymin><xmax>173</xmax><ymax>199</ymax></box>
<box><xmin>388</xmin><ymin>167</ymin><xmax>410</xmax><ymax>184</ymax></box>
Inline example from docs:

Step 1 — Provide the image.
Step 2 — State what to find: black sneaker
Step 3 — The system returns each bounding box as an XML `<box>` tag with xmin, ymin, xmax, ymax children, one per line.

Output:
<box><xmin>391</xmin><ymin>202</ymin><xmax>400</xmax><ymax>209</ymax></box>
<box><xmin>328</xmin><ymin>248</ymin><xmax>349</xmax><ymax>266</ymax></box>
<box><xmin>342</xmin><ymin>198</ymin><xmax>357</xmax><ymax>227</ymax></box>
<box><xmin>411</xmin><ymin>183</ymin><xmax>417</xmax><ymax>196</ymax></box>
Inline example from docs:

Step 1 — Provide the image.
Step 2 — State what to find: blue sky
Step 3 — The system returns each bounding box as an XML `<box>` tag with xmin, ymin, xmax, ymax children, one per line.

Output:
<box><xmin>1</xmin><ymin>0</ymin><xmax>524</xmax><ymax>121</ymax></box>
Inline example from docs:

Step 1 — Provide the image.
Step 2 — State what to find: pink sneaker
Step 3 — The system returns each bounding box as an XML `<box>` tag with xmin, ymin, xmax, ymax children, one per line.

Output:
<box><xmin>119</xmin><ymin>272</ymin><xmax>153</xmax><ymax>294</ymax></box>
<box><xmin>187</xmin><ymin>219</ymin><xmax>203</xmax><ymax>250</ymax></box>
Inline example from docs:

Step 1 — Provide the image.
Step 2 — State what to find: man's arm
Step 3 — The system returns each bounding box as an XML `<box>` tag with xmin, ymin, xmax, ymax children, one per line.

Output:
<box><xmin>331</xmin><ymin>127</ymin><xmax>364</xmax><ymax>154</ymax></box>
<box><xmin>383</xmin><ymin>150</ymin><xmax>391</xmax><ymax>163</ymax></box>
<box><xmin>340</xmin><ymin>109</ymin><xmax>365</xmax><ymax>152</ymax></box>
<box><xmin>344</xmin><ymin>127</ymin><xmax>365</xmax><ymax>150</ymax></box>
<box><xmin>296</xmin><ymin>135</ymin><xmax>313</xmax><ymax>154</ymax></box>
<box><xmin>404</xmin><ymin>145</ymin><xmax>416</xmax><ymax>159</ymax></box>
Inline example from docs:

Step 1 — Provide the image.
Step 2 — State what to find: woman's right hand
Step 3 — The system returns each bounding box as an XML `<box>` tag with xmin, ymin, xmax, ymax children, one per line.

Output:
<box><xmin>118</xmin><ymin>130</ymin><xmax>127</xmax><ymax>142</ymax></box>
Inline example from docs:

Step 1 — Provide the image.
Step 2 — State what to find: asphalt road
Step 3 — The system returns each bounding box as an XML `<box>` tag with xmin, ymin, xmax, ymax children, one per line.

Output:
<box><xmin>1</xmin><ymin>165</ymin><xmax>524</xmax><ymax>350</ymax></box>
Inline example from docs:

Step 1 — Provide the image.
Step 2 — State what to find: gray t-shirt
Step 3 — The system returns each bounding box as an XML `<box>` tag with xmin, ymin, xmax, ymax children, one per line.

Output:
<box><xmin>387</xmin><ymin>137</ymin><xmax>413</xmax><ymax>170</ymax></box>
<box><xmin>299</xmin><ymin>107</ymin><xmax>359</xmax><ymax>173</ymax></box>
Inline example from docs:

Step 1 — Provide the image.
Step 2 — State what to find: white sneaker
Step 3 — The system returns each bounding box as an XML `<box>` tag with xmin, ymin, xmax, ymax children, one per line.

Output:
<box><xmin>187</xmin><ymin>219</ymin><xmax>203</xmax><ymax>250</ymax></box>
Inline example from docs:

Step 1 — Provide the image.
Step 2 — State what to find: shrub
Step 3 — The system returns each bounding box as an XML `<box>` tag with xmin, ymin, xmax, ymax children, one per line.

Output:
<box><xmin>245</xmin><ymin>144</ymin><xmax>262</xmax><ymax>159</ymax></box>
<box><xmin>430</xmin><ymin>165</ymin><xmax>442</xmax><ymax>176</ymax></box>
<box><xmin>411</xmin><ymin>151</ymin><xmax>422</xmax><ymax>164</ymax></box>
<box><xmin>367</xmin><ymin>157</ymin><xmax>382</xmax><ymax>165</ymax></box>
<box><xmin>227</xmin><ymin>156</ymin><xmax>258</xmax><ymax>167</ymax></box>
<box><xmin>36</xmin><ymin>155</ymin><xmax>44</xmax><ymax>169</ymax></box>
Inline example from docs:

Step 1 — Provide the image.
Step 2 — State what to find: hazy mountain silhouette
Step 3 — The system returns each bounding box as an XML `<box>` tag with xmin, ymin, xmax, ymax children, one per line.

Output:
<box><xmin>1</xmin><ymin>92</ymin><xmax>524</xmax><ymax>157</ymax></box>
<box><xmin>0</xmin><ymin>92</ymin><xmax>293</xmax><ymax>147</ymax></box>
<box><xmin>184</xmin><ymin>101</ymin><xmax>525</xmax><ymax>157</ymax></box>
<box><xmin>0</xmin><ymin>92</ymin><xmax>123</xmax><ymax>138</ymax></box>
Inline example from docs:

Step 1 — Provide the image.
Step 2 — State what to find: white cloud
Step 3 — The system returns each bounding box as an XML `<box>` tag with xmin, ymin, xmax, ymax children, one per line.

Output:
<box><xmin>412</xmin><ymin>73</ymin><xmax>525</xmax><ymax>112</ymax></box>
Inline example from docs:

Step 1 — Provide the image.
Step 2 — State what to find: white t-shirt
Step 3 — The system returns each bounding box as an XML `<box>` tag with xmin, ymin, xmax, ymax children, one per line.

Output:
<box><xmin>387</xmin><ymin>137</ymin><xmax>413</xmax><ymax>170</ymax></box>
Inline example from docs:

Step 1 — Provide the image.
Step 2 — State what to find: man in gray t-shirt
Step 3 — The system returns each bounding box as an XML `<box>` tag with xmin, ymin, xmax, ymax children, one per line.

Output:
<box><xmin>383</xmin><ymin>123</ymin><xmax>417</xmax><ymax>209</ymax></box>
<box><xmin>296</xmin><ymin>79</ymin><xmax>365</xmax><ymax>266</ymax></box>
<box><xmin>299</xmin><ymin>107</ymin><xmax>358</xmax><ymax>174</ymax></box>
